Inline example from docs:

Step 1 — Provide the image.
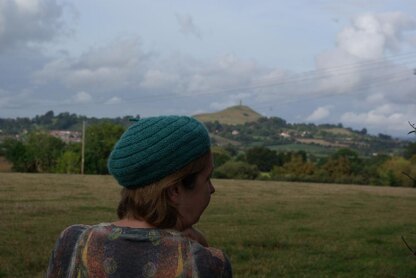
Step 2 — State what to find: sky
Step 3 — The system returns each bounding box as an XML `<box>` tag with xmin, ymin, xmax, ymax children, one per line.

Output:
<box><xmin>1</xmin><ymin>0</ymin><xmax>416</xmax><ymax>137</ymax></box>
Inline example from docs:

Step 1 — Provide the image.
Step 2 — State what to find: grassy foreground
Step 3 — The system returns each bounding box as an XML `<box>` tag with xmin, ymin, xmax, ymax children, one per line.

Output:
<box><xmin>1</xmin><ymin>173</ymin><xmax>416</xmax><ymax>277</ymax></box>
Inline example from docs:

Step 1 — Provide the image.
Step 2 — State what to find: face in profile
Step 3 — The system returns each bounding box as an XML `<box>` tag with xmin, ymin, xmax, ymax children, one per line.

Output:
<box><xmin>175</xmin><ymin>154</ymin><xmax>215</xmax><ymax>229</ymax></box>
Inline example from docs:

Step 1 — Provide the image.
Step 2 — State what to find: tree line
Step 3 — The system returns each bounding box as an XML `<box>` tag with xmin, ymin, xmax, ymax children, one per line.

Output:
<box><xmin>0</xmin><ymin>110</ymin><xmax>135</xmax><ymax>134</ymax></box>
<box><xmin>212</xmin><ymin>145</ymin><xmax>416</xmax><ymax>187</ymax></box>
<box><xmin>1</xmin><ymin>121</ymin><xmax>415</xmax><ymax>187</ymax></box>
<box><xmin>1</xmin><ymin>122</ymin><xmax>124</xmax><ymax>174</ymax></box>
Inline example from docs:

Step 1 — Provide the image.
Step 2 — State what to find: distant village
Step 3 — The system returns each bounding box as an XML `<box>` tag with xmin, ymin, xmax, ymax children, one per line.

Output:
<box><xmin>48</xmin><ymin>130</ymin><xmax>82</xmax><ymax>143</ymax></box>
<box><xmin>0</xmin><ymin>129</ymin><xmax>81</xmax><ymax>143</ymax></box>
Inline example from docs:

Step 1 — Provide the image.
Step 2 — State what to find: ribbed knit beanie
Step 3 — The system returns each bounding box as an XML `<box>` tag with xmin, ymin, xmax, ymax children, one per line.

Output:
<box><xmin>107</xmin><ymin>115</ymin><xmax>211</xmax><ymax>188</ymax></box>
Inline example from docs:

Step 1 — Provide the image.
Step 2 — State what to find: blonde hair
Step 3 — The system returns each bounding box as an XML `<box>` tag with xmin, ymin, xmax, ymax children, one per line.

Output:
<box><xmin>116</xmin><ymin>151</ymin><xmax>211</xmax><ymax>228</ymax></box>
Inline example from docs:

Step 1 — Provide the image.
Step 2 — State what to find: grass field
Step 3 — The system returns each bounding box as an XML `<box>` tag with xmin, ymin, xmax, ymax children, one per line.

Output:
<box><xmin>1</xmin><ymin>173</ymin><xmax>416</xmax><ymax>277</ymax></box>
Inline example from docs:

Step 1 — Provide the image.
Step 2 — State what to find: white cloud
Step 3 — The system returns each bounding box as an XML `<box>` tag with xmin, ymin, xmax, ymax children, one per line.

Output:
<box><xmin>338</xmin><ymin>15</ymin><xmax>386</xmax><ymax>60</ymax></box>
<box><xmin>306</xmin><ymin>106</ymin><xmax>331</xmax><ymax>121</ymax></box>
<box><xmin>184</xmin><ymin>54</ymin><xmax>261</xmax><ymax>96</ymax></box>
<box><xmin>340</xmin><ymin>106</ymin><xmax>414</xmax><ymax>133</ymax></box>
<box><xmin>34</xmin><ymin>38</ymin><xmax>148</xmax><ymax>92</ymax></box>
<box><xmin>315</xmin><ymin>12</ymin><xmax>416</xmax><ymax>95</ymax></box>
<box><xmin>337</xmin><ymin>12</ymin><xmax>416</xmax><ymax>60</ymax></box>
<box><xmin>140</xmin><ymin>69</ymin><xmax>179</xmax><ymax>89</ymax></box>
<box><xmin>341</xmin><ymin>110</ymin><xmax>401</xmax><ymax>125</ymax></box>
<box><xmin>175</xmin><ymin>13</ymin><xmax>202</xmax><ymax>39</ymax></box>
<box><xmin>373</xmin><ymin>104</ymin><xmax>394</xmax><ymax>114</ymax></box>
<box><xmin>14</xmin><ymin>0</ymin><xmax>40</xmax><ymax>13</ymax></box>
<box><xmin>105</xmin><ymin>96</ymin><xmax>122</xmax><ymax>105</ymax></box>
<box><xmin>366</xmin><ymin>93</ymin><xmax>385</xmax><ymax>104</ymax></box>
<box><xmin>73</xmin><ymin>91</ymin><xmax>92</xmax><ymax>103</ymax></box>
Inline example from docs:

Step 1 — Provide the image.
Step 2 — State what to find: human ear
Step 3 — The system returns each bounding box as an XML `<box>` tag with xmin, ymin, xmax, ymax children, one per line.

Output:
<box><xmin>167</xmin><ymin>184</ymin><xmax>180</xmax><ymax>204</ymax></box>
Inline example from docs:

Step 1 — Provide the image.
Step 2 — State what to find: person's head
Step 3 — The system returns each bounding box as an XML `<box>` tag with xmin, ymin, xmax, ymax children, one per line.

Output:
<box><xmin>107</xmin><ymin>115</ymin><xmax>214</xmax><ymax>230</ymax></box>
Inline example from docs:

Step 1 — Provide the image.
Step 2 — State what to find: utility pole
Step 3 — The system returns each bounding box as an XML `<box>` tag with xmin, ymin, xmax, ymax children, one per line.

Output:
<box><xmin>81</xmin><ymin>120</ymin><xmax>86</xmax><ymax>175</ymax></box>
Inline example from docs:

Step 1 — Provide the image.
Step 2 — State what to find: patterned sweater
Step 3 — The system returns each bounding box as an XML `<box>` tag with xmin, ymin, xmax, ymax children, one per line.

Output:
<box><xmin>46</xmin><ymin>223</ymin><xmax>232</xmax><ymax>278</ymax></box>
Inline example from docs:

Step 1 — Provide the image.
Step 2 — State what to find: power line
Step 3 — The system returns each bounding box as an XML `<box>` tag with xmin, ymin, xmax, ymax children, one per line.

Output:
<box><xmin>113</xmin><ymin>67</ymin><xmax>416</xmax><ymax>104</ymax></box>
<box><xmin>110</xmin><ymin>52</ymin><xmax>416</xmax><ymax>103</ymax></box>
<box><xmin>251</xmin><ymin>73</ymin><xmax>412</xmax><ymax>110</ymax></box>
<box><xmin>12</xmin><ymin>51</ymin><xmax>416</xmax><ymax>110</ymax></box>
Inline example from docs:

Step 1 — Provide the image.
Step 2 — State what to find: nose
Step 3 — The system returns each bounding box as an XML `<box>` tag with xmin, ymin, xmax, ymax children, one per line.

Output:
<box><xmin>209</xmin><ymin>181</ymin><xmax>215</xmax><ymax>194</ymax></box>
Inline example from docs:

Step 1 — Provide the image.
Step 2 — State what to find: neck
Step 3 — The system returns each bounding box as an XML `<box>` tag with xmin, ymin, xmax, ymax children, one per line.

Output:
<box><xmin>112</xmin><ymin>218</ymin><xmax>155</xmax><ymax>228</ymax></box>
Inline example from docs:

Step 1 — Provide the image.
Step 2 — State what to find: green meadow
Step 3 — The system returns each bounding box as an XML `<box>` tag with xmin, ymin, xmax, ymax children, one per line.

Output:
<box><xmin>1</xmin><ymin>173</ymin><xmax>416</xmax><ymax>277</ymax></box>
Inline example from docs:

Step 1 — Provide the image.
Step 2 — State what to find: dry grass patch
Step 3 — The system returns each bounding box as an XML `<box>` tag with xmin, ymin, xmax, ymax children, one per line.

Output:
<box><xmin>0</xmin><ymin>156</ymin><xmax>12</xmax><ymax>172</ymax></box>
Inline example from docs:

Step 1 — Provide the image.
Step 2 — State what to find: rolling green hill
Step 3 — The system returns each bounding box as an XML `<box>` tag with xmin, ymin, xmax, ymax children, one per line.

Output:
<box><xmin>194</xmin><ymin>106</ymin><xmax>406</xmax><ymax>156</ymax></box>
<box><xmin>194</xmin><ymin>105</ymin><xmax>262</xmax><ymax>125</ymax></box>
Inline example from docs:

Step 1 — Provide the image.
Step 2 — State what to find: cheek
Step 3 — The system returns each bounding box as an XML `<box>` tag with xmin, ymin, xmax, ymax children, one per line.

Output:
<box><xmin>200</xmin><ymin>183</ymin><xmax>211</xmax><ymax>201</ymax></box>
<box><xmin>200</xmin><ymin>186</ymin><xmax>212</xmax><ymax>210</ymax></box>
<box><xmin>193</xmin><ymin>187</ymin><xmax>211</xmax><ymax>215</ymax></box>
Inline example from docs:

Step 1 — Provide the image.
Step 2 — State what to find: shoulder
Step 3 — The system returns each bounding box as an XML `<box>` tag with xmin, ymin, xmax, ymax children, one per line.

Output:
<box><xmin>46</xmin><ymin>224</ymin><xmax>91</xmax><ymax>277</ymax></box>
<box><xmin>55</xmin><ymin>224</ymin><xmax>91</xmax><ymax>247</ymax></box>
<box><xmin>190</xmin><ymin>243</ymin><xmax>232</xmax><ymax>278</ymax></box>
<box><xmin>60</xmin><ymin>224</ymin><xmax>90</xmax><ymax>238</ymax></box>
<box><xmin>163</xmin><ymin>230</ymin><xmax>232</xmax><ymax>277</ymax></box>
<box><xmin>58</xmin><ymin>224</ymin><xmax>91</xmax><ymax>242</ymax></box>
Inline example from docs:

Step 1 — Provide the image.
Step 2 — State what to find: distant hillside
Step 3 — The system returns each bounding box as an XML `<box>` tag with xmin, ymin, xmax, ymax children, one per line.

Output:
<box><xmin>194</xmin><ymin>105</ymin><xmax>262</xmax><ymax>125</ymax></box>
<box><xmin>0</xmin><ymin>106</ymin><xmax>408</xmax><ymax>157</ymax></box>
<box><xmin>0</xmin><ymin>110</ymin><xmax>135</xmax><ymax>134</ymax></box>
<box><xmin>193</xmin><ymin>106</ymin><xmax>406</xmax><ymax>157</ymax></box>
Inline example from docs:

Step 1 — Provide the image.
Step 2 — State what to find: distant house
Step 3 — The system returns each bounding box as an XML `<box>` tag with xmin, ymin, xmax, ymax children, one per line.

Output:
<box><xmin>280</xmin><ymin>131</ymin><xmax>291</xmax><ymax>138</ymax></box>
<box><xmin>231</xmin><ymin>130</ymin><xmax>240</xmax><ymax>136</ymax></box>
<box><xmin>301</xmin><ymin>131</ymin><xmax>311</xmax><ymax>137</ymax></box>
<box><xmin>49</xmin><ymin>130</ymin><xmax>81</xmax><ymax>143</ymax></box>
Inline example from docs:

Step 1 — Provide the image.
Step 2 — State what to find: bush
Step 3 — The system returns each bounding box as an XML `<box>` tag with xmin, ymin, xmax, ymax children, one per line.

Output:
<box><xmin>214</xmin><ymin>160</ymin><xmax>259</xmax><ymax>180</ymax></box>
<box><xmin>211</xmin><ymin>146</ymin><xmax>232</xmax><ymax>167</ymax></box>
<box><xmin>378</xmin><ymin>156</ymin><xmax>416</xmax><ymax>187</ymax></box>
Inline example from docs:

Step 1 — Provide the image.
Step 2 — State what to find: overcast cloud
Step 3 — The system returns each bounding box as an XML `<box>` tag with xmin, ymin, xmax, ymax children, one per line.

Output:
<box><xmin>175</xmin><ymin>13</ymin><xmax>202</xmax><ymax>39</ymax></box>
<box><xmin>1</xmin><ymin>0</ymin><xmax>416</xmax><ymax>137</ymax></box>
<box><xmin>0</xmin><ymin>0</ymin><xmax>67</xmax><ymax>52</ymax></box>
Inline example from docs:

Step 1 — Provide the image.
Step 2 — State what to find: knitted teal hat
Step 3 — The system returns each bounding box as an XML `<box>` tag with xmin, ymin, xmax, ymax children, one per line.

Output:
<box><xmin>107</xmin><ymin>115</ymin><xmax>211</xmax><ymax>188</ymax></box>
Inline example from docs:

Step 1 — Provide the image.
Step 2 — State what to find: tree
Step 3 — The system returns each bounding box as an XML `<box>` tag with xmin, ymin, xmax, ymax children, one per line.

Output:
<box><xmin>84</xmin><ymin>122</ymin><xmax>125</xmax><ymax>174</ymax></box>
<box><xmin>56</xmin><ymin>150</ymin><xmax>81</xmax><ymax>174</ymax></box>
<box><xmin>403</xmin><ymin>142</ymin><xmax>416</xmax><ymax>160</ymax></box>
<box><xmin>378</xmin><ymin>133</ymin><xmax>392</xmax><ymax>140</ymax></box>
<box><xmin>246</xmin><ymin>146</ymin><xmax>281</xmax><ymax>172</ymax></box>
<box><xmin>271</xmin><ymin>153</ymin><xmax>315</xmax><ymax>181</ymax></box>
<box><xmin>379</xmin><ymin>156</ymin><xmax>416</xmax><ymax>187</ymax></box>
<box><xmin>55</xmin><ymin>143</ymin><xmax>81</xmax><ymax>174</ymax></box>
<box><xmin>400</xmin><ymin>121</ymin><xmax>416</xmax><ymax>186</ymax></box>
<box><xmin>26</xmin><ymin>131</ymin><xmax>66</xmax><ymax>172</ymax></box>
<box><xmin>223</xmin><ymin>144</ymin><xmax>238</xmax><ymax>156</ymax></box>
<box><xmin>214</xmin><ymin>160</ymin><xmax>259</xmax><ymax>180</ymax></box>
<box><xmin>321</xmin><ymin>156</ymin><xmax>352</xmax><ymax>181</ymax></box>
<box><xmin>211</xmin><ymin>146</ymin><xmax>231</xmax><ymax>168</ymax></box>
<box><xmin>2</xmin><ymin>131</ymin><xmax>65</xmax><ymax>172</ymax></box>
<box><xmin>3</xmin><ymin>138</ymin><xmax>35</xmax><ymax>172</ymax></box>
<box><xmin>333</xmin><ymin>148</ymin><xmax>363</xmax><ymax>175</ymax></box>
<box><xmin>361</xmin><ymin>154</ymin><xmax>390</xmax><ymax>185</ymax></box>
